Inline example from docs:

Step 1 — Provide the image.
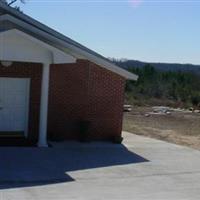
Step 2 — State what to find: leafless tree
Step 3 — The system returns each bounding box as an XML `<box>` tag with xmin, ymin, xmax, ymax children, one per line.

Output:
<box><xmin>0</xmin><ymin>0</ymin><xmax>25</xmax><ymax>6</ymax></box>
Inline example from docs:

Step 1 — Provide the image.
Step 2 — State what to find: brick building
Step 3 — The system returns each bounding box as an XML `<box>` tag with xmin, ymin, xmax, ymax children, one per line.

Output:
<box><xmin>0</xmin><ymin>3</ymin><xmax>137</xmax><ymax>146</ymax></box>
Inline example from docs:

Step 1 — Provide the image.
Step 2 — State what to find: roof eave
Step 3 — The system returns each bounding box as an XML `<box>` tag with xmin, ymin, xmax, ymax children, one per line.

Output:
<box><xmin>0</xmin><ymin>4</ymin><xmax>138</xmax><ymax>80</ymax></box>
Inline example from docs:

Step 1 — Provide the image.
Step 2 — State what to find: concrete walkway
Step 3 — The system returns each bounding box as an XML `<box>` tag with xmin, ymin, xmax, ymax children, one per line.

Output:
<box><xmin>0</xmin><ymin>132</ymin><xmax>200</xmax><ymax>200</ymax></box>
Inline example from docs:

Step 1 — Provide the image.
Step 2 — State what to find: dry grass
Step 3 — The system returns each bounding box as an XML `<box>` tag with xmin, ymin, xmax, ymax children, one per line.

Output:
<box><xmin>123</xmin><ymin>106</ymin><xmax>200</xmax><ymax>150</ymax></box>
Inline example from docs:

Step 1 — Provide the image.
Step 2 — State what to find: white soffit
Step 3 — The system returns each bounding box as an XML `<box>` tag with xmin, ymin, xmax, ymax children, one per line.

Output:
<box><xmin>0</xmin><ymin>28</ymin><xmax>76</xmax><ymax>64</ymax></box>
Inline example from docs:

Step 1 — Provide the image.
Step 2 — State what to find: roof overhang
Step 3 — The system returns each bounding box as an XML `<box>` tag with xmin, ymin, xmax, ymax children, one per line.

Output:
<box><xmin>0</xmin><ymin>29</ymin><xmax>76</xmax><ymax>64</ymax></box>
<box><xmin>0</xmin><ymin>6</ymin><xmax>138</xmax><ymax>80</ymax></box>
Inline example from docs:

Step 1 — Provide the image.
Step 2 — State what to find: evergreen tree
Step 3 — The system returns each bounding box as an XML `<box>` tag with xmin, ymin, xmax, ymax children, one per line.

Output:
<box><xmin>126</xmin><ymin>65</ymin><xmax>200</xmax><ymax>107</ymax></box>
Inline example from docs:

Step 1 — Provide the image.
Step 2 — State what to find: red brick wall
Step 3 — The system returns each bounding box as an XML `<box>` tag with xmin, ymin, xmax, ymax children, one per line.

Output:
<box><xmin>0</xmin><ymin>60</ymin><xmax>125</xmax><ymax>142</ymax></box>
<box><xmin>48</xmin><ymin>60</ymin><xmax>126</xmax><ymax>141</ymax></box>
<box><xmin>0</xmin><ymin>62</ymin><xmax>42</xmax><ymax>141</ymax></box>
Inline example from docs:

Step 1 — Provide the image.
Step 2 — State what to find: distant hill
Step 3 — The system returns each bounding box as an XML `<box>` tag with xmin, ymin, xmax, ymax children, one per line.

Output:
<box><xmin>112</xmin><ymin>59</ymin><xmax>200</xmax><ymax>74</ymax></box>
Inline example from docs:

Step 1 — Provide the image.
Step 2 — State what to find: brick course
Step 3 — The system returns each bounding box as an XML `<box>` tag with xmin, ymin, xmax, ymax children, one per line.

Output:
<box><xmin>48</xmin><ymin>60</ymin><xmax>126</xmax><ymax>141</ymax></box>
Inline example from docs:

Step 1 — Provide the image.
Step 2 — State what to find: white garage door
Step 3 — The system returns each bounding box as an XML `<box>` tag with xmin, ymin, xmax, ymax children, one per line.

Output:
<box><xmin>0</xmin><ymin>78</ymin><xmax>30</xmax><ymax>135</ymax></box>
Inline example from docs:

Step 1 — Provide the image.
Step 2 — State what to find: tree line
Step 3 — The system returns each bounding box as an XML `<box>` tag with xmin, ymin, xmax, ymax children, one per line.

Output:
<box><xmin>126</xmin><ymin>64</ymin><xmax>200</xmax><ymax>107</ymax></box>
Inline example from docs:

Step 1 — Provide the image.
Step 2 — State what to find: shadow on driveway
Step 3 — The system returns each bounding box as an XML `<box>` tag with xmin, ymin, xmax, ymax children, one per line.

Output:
<box><xmin>0</xmin><ymin>143</ymin><xmax>148</xmax><ymax>189</ymax></box>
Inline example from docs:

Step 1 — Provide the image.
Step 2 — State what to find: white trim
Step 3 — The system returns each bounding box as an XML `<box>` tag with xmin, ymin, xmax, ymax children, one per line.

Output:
<box><xmin>0</xmin><ymin>14</ymin><xmax>138</xmax><ymax>80</ymax></box>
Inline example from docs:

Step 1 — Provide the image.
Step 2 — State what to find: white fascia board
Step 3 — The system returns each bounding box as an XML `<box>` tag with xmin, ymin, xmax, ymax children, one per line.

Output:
<box><xmin>0</xmin><ymin>14</ymin><xmax>138</xmax><ymax>80</ymax></box>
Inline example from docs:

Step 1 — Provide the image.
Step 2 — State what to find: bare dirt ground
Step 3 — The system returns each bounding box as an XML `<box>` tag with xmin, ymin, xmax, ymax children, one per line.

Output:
<box><xmin>123</xmin><ymin>106</ymin><xmax>200</xmax><ymax>150</ymax></box>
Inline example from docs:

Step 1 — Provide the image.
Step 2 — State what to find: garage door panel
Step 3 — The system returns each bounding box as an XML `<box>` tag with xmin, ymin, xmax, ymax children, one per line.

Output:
<box><xmin>5</xmin><ymin>94</ymin><xmax>27</xmax><ymax>106</ymax></box>
<box><xmin>12</xmin><ymin>107</ymin><xmax>26</xmax><ymax>120</ymax></box>
<box><xmin>13</xmin><ymin>120</ymin><xmax>26</xmax><ymax>131</ymax></box>
<box><xmin>1</xmin><ymin>109</ymin><xmax>10</xmax><ymax>131</ymax></box>
<box><xmin>4</xmin><ymin>79</ymin><xmax>27</xmax><ymax>91</ymax></box>
<box><xmin>0</xmin><ymin>78</ymin><xmax>30</xmax><ymax>134</ymax></box>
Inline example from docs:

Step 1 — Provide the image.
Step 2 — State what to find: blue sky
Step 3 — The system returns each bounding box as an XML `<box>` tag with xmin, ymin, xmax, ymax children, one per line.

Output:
<box><xmin>16</xmin><ymin>0</ymin><xmax>200</xmax><ymax>64</ymax></box>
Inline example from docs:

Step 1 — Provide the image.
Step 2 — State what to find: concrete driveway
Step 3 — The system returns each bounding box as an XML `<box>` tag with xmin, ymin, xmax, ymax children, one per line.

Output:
<box><xmin>0</xmin><ymin>132</ymin><xmax>200</xmax><ymax>200</ymax></box>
